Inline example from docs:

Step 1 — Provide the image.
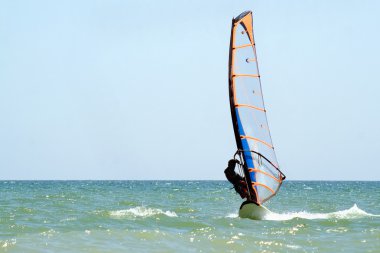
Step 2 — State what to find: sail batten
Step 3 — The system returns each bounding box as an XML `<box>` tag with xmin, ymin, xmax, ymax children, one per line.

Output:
<box><xmin>235</xmin><ymin>104</ymin><xmax>266</xmax><ymax>112</ymax></box>
<box><xmin>240</xmin><ymin>135</ymin><xmax>274</xmax><ymax>149</ymax></box>
<box><xmin>228</xmin><ymin>11</ymin><xmax>285</xmax><ymax>205</ymax></box>
<box><xmin>233</xmin><ymin>44</ymin><xmax>253</xmax><ymax>49</ymax></box>
<box><xmin>232</xmin><ymin>74</ymin><xmax>260</xmax><ymax>78</ymax></box>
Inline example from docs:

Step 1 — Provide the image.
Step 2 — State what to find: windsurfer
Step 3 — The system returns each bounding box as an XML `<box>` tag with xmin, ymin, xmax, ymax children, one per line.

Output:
<box><xmin>224</xmin><ymin>159</ymin><xmax>248</xmax><ymax>199</ymax></box>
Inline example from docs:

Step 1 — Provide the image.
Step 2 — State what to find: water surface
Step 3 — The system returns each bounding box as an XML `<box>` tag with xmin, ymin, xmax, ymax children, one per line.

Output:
<box><xmin>0</xmin><ymin>181</ymin><xmax>379</xmax><ymax>252</ymax></box>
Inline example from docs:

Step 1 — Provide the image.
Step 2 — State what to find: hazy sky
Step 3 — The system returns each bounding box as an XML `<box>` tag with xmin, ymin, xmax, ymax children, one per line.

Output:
<box><xmin>0</xmin><ymin>0</ymin><xmax>379</xmax><ymax>180</ymax></box>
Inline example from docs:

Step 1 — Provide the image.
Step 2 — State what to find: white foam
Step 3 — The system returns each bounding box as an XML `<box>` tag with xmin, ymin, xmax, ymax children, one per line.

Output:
<box><xmin>226</xmin><ymin>213</ymin><xmax>239</xmax><ymax>218</ymax></box>
<box><xmin>109</xmin><ymin>206</ymin><xmax>177</xmax><ymax>218</ymax></box>
<box><xmin>1</xmin><ymin>239</ymin><xmax>16</xmax><ymax>248</ymax></box>
<box><xmin>286</xmin><ymin>244</ymin><xmax>301</xmax><ymax>249</ymax></box>
<box><xmin>263</xmin><ymin>204</ymin><xmax>379</xmax><ymax>221</ymax></box>
<box><xmin>59</xmin><ymin>217</ymin><xmax>77</xmax><ymax>222</ymax></box>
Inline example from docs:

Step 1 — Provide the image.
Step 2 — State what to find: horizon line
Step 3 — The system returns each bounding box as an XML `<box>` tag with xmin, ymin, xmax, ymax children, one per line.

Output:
<box><xmin>1</xmin><ymin>179</ymin><xmax>379</xmax><ymax>182</ymax></box>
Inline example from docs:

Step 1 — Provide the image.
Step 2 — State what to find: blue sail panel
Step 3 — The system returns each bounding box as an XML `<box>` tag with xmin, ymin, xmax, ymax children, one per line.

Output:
<box><xmin>235</xmin><ymin>108</ymin><xmax>256</xmax><ymax>183</ymax></box>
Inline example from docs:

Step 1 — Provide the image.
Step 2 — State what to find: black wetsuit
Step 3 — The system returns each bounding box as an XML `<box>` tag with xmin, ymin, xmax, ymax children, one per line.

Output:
<box><xmin>224</xmin><ymin>159</ymin><xmax>248</xmax><ymax>199</ymax></box>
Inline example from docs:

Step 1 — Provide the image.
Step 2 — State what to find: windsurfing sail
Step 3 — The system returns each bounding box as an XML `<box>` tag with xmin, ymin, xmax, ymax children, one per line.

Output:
<box><xmin>228</xmin><ymin>11</ymin><xmax>286</xmax><ymax>205</ymax></box>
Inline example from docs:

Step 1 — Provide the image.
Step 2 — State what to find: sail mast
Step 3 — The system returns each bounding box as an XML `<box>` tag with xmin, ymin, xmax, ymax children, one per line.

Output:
<box><xmin>228</xmin><ymin>16</ymin><xmax>255</xmax><ymax>202</ymax></box>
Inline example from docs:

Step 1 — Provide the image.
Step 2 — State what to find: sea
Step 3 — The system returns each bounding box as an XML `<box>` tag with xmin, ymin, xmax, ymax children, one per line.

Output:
<box><xmin>0</xmin><ymin>181</ymin><xmax>379</xmax><ymax>252</ymax></box>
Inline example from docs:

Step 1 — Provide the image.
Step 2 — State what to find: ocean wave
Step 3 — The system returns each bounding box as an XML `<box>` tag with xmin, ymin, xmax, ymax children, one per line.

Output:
<box><xmin>264</xmin><ymin>204</ymin><xmax>379</xmax><ymax>221</ymax></box>
<box><xmin>109</xmin><ymin>206</ymin><xmax>177</xmax><ymax>218</ymax></box>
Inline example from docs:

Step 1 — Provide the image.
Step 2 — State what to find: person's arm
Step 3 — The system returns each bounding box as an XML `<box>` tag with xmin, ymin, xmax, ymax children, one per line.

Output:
<box><xmin>224</xmin><ymin>159</ymin><xmax>241</xmax><ymax>183</ymax></box>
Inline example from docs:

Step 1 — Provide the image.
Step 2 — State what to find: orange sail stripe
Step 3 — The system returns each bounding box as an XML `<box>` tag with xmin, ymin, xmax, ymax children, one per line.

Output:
<box><xmin>240</xmin><ymin>135</ymin><xmax>273</xmax><ymax>149</ymax></box>
<box><xmin>230</xmin><ymin>24</ymin><xmax>237</xmax><ymax>103</ymax></box>
<box><xmin>235</xmin><ymin>103</ymin><xmax>266</xmax><ymax>112</ymax></box>
<box><xmin>233</xmin><ymin>43</ymin><xmax>253</xmax><ymax>50</ymax></box>
<box><xmin>245</xmin><ymin>58</ymin><xmax>256</xmax><ymax>63</ymax></box>
<box><xmin>249</xmin><ymin>168</ymin><xmax>282</xmax><ymax>183</ymax></box>
<box><xmin>232</xmin><ymin>74</ymin><xmax>259</xmax><ymax>78</ymax></box>
<box><xmin>252</xmin><ymin>182</ymin><xmax>275</xmax><ymax>194</ymax></box>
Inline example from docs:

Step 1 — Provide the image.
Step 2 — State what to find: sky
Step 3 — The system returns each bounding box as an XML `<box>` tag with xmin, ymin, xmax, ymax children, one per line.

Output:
<box><xmin>0</xmin><ymin>0</ymin><xmax>379</xmax><ymax>180</ymax></box>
